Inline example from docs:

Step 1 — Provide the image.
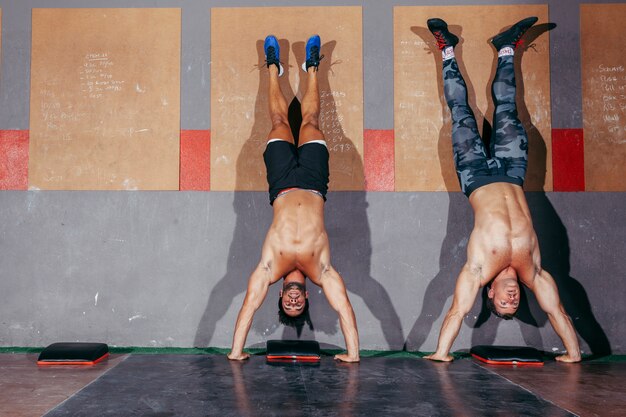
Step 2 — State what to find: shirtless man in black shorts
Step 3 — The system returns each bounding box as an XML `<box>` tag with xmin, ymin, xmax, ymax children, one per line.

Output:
<box><xmin>424</xmin><ymin>17</ymin><xmax>581</xmax><ymax>362</ymax></box>
<box><xmin>227</xmin><ymin>35</ymin><xmax>360</xmax><ymax>363</ymax></box>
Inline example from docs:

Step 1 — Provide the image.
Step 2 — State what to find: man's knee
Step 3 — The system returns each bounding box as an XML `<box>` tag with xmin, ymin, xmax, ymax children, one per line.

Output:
<box><xmin>301</xmin><ymin>111</ymin><xmax>320</xmax><ymax>130</ymax></box>
<box><xmin>299</xmin><ymin>125</ymin><xmax>324</xmax><ymax>143</ymax></box>
<box><xmin>300</xmin><ymin>115</ymin><xmax>324</xmax><ymax>141</ymax></box>
<box><xmin>270</xmin><ymin>113</ymin><xmax>291</xmax><ymax>132</ymax></box>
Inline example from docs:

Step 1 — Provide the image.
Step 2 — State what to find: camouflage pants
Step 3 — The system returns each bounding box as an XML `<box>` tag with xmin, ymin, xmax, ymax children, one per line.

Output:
<box><xmin>442</xmin><ymin>55</ymin><xmax>527</xmax><ymax>196</ymax></box>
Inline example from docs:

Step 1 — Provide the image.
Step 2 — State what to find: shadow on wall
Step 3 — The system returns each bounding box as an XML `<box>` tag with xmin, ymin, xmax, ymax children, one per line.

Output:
<box><xmin>404</xmin><ymin>24</ymin><xmax>477</xmax><ymax>352</ymax></box>
<box><xmin>193</xmin><ymin>40</ymin><xmax>277</xmax><ymax>349</ymax></box>
<box><xmin>405</xmin><ymin>22</ymin><xmax>610</xmax><ymax>356</ymax></box>
<box><xmin>194</xmin><ymin>39</ymin><xmax>404</xmax><ymax>350</ymax></box>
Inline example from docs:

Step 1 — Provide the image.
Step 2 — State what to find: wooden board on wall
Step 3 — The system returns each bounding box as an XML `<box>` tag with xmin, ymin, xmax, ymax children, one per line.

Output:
<box><xmin>29</xmin><ymin>9</ymin><xmax>181</xmax><ymax>190</ymax></box>
<box><xmin>394</xmin><ymin>5</ymin><xmax>552</xmax><ymax>192</ymax></box>
<box><xmin>211</xmin><ymin>7</ymin><xmax>364</xmax><ymax>192</ymax></box>
<box><xmin>581</xmin><ymin>4</ymin><xmax>626</xmax><ymax>191</ymax></box>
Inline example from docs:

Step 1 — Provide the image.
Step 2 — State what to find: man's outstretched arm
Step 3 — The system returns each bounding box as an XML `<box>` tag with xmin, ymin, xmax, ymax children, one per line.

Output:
<box><xmin>425</xmin><ymin>264</ymin><xmax>481</xmax><ymax>361</ymax></box>
<box><xmin>228</xmin><ymin>265</ymin><xmax>271</xmax><ymax>360</ymax></box>
<box><xmin>529</xmin><ymin>269</ymin><xmax>581</xmax><ymax>362</ymax></box>
<box><xmin>320</xmin><ymin>267</ymin><xmax>360</xmax><ymax>362</ymax></box>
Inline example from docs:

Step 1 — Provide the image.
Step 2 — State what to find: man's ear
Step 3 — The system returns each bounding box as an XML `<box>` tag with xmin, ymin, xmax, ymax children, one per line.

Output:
<box><xmin>305</xmin><ymin>291</ymin><xmax>309</xmax><ymax>299</ymax></box>
<box><xmin>279</xmin><ymin>290</ymin><xmax>284</xmax><ymax>297</ymax></box>
<box><xmin>487</xmin><ymin>288</ymin><xmax>494</xmax><ymax>299</ymax></box>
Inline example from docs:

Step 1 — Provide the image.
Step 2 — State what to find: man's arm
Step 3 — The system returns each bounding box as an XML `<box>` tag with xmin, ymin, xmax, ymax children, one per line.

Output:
<box><xmin>319</xmin><ymin>267</ymin><xmax>360</xmax><ymax>362</ymax></box>
<box><xmin>527</xmin><ymin>269</ymin><xmax>581</xmax><ymax>363</ymax></box>
<box><xmin>228</xmin><ymin>265</ymin><xmax>272</xmax><ymax>360</ymax></box>
<box><xmin>425</xmin><ymin>264</ymin><xmax>481</xmax><ymax>362</ymax></box>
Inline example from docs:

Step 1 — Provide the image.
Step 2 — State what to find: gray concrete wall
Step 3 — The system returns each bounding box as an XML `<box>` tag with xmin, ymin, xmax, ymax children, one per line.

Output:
<box><xmin>1</xmin><ymin>0</ymin><xmax>625</xmax><ymax>355</ymax></box>
<box><xmin>0</xmin><ymin>191</ymin><xmax>623</xmax><ymax>355</ymax></box>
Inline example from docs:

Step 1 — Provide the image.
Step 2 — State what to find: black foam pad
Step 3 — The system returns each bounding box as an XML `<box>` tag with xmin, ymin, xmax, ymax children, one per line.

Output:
<box><xmin>470</xmin><ymin>345</ymin><xmax>544</xmax><ymax>366</ymax></box>
<box><xmin>37</xmin><ymin>342</ymin><xmax>109</xmax><ymax>366</ymax></box>
<box><xmin>266</xmin><ymin>339</ymin><xmax>320</xmax><ymax>362</ymax></box>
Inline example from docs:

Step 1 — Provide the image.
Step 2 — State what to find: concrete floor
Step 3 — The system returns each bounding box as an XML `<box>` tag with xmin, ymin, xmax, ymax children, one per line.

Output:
<box><xmin>1</xmin><ymin>353</ymin><xmax>624</xmax><ymax>416</ymax></box>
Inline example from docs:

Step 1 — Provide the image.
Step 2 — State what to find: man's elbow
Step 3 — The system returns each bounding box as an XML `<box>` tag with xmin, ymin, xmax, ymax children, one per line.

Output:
<box><xmin>241</xmin><ymin>294</ymin><xmax>263</xmax><ymax>316</ymax></box>
<box><xmin>543</xmin><ymin>301</ymin><xmax>568</xmax><ymax>319</ymax></box>
<box><xmin>446</xmin><ymin>306</ymin><xmax>470</xmax><ymax>321</ymax></box>
<box><xmin>334</xmin><ymin>298</ymin><xmax>355</xmax><ymax>318</ymax></box>
<box><xmin>449</xmin><ymin>297</ymin><xmax>474</xmax><ymax>317</ymax></box>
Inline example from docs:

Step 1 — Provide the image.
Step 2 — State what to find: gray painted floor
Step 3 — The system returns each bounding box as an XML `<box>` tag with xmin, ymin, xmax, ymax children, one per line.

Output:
<box><xmin>4</xmin><ymin>352</ymin><xmax>625</xmax><ymax>416</ymax></box>
<box><xmin>43</xmin><ymin>355</ymin><xmax>574</xmax><ymax>417</ymax></box>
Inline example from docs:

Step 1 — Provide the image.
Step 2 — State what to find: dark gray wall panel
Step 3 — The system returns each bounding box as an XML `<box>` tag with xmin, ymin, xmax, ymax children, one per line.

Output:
<box><xmin>0</xmin><ymin>0</ymin><xmax>31</xmax><ymax>129</ymax></box>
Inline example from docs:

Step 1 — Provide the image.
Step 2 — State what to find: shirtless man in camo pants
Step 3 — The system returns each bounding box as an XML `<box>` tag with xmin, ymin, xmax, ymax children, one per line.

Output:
<box><xmin>423</xmin><ymin>17</ymin><xmax>581</xmax><ymax>363</ymax></box>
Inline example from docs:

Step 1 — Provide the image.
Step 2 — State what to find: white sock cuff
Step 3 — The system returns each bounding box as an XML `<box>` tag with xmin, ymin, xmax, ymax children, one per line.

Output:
<box><xmin>442</xmin><ymin>46</ymin><xmax>455</xmax><ymax>61</ymax></box>
<box><xmin>498</xmin><ymin>47</ymin><xmax>514</xmax><ymax>57</ymax></box>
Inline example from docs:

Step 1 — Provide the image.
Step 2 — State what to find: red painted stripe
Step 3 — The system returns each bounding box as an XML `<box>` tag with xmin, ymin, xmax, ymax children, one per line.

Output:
<box><xmin>364</xmin><ymin>129</ymin><xmax>394</xmax><ymax>191</ymax></box>
<box><xmin>0</xmin><ymin>130</ymin><xmax>29</xmax><ymax>190</ymax></box>
<box><xmin>180</xmin><ymin>130</ymin><xmax>211</xmax><ymax>191</ymax></box>
<box><xmin>552</xmin><ymin>129</ymin><xmax>585</xmax><ymax>191</ymax></box>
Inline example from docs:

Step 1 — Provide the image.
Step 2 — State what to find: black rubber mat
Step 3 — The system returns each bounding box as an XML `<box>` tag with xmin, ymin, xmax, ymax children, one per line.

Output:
<box><xmin>44</xmin><ymin>354</ymin><xmax>575</xmax><ymax>416</ymax></box>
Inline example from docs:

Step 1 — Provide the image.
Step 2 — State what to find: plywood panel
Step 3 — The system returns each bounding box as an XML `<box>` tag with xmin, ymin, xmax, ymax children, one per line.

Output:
<box><xmin>29</xmin><ymin>9</ymin><xmax>181</xmax><ymax>190</ymax></box>
<box><xmin>211</xmin><ymin>7</ymin><xmax>363</xmax><ymax>191</ymax></box>
<box><xmin>581</xmin><ymin>4</ymin><xmax>626</xmax><ymax>191</ymax></box>
<box><xmin>395</xmin><ymin>5</ymin><xmax>551</xmax><ymax>192</ymax></box>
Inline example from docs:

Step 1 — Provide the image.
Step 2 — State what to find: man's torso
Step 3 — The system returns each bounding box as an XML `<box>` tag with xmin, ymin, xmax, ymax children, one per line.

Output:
<box><xmin>264</xmin><ymin>189</ymin><xmax>329</xmax><ymax>284</ymax></box>
<box><xmin>468</xmin><ymin>182</ymin><xmax>538</xmax><ymax>284</ymax></box>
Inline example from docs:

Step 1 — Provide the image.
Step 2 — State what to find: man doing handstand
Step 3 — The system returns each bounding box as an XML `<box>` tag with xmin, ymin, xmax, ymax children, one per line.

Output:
<box><xmin>227</xmin><ymin>35</ymin><xmax>360</xmax><ymax>363</ymax></box>
<box><xmin>424</xmin><ymin>17</ymin><xmax>581</xmax><ymax>362</ymax></box>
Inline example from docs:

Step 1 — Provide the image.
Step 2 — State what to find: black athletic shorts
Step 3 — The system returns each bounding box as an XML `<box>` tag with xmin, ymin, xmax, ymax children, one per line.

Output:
<box><xmin>263</xmin><ymin>140</ymin><xmax>329</xmax><ymax>205</ymax></box>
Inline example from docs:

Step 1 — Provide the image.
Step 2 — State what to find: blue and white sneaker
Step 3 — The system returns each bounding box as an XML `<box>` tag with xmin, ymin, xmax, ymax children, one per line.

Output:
<box><xmin>302</xmin><ymin>35</ymin><xmax>324</xmax><ymax>72</ymax></box>
<box><xmin>264</xmin><ymin>35</ymin><xmax>284</xmax><ymax>76</ymax></box>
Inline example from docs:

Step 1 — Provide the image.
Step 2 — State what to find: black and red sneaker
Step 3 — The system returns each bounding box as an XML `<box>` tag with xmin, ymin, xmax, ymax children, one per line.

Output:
<box><xmin>427</xmin><ymin>18</ymin><xmax>459</xmax><ymax>51</ymax></box>
<box><xmin>491</xmin><ymin>16</ymin><xmax>538</xmax><ymax>50</ymax></box>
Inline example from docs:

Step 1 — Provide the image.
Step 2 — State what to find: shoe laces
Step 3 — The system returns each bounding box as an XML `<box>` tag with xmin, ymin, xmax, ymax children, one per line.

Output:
<box><xmin>307</xmin><ymin>46</ymin><xmax>325</xmax><ymax>67</ymax></box>
<box><xmin>266</xmin><ymin>46</ymin><xmax>278</xmax><ymax>66</ymax></box>
<box><xmin>433</xmin><ymin>31</ymin><xmax>447</xmax><ymax>50</ymax></box>
<box><xmin>509</xmin><ymin>27</ymin><xmax>528</xmax><ymax>50</ymax></box>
